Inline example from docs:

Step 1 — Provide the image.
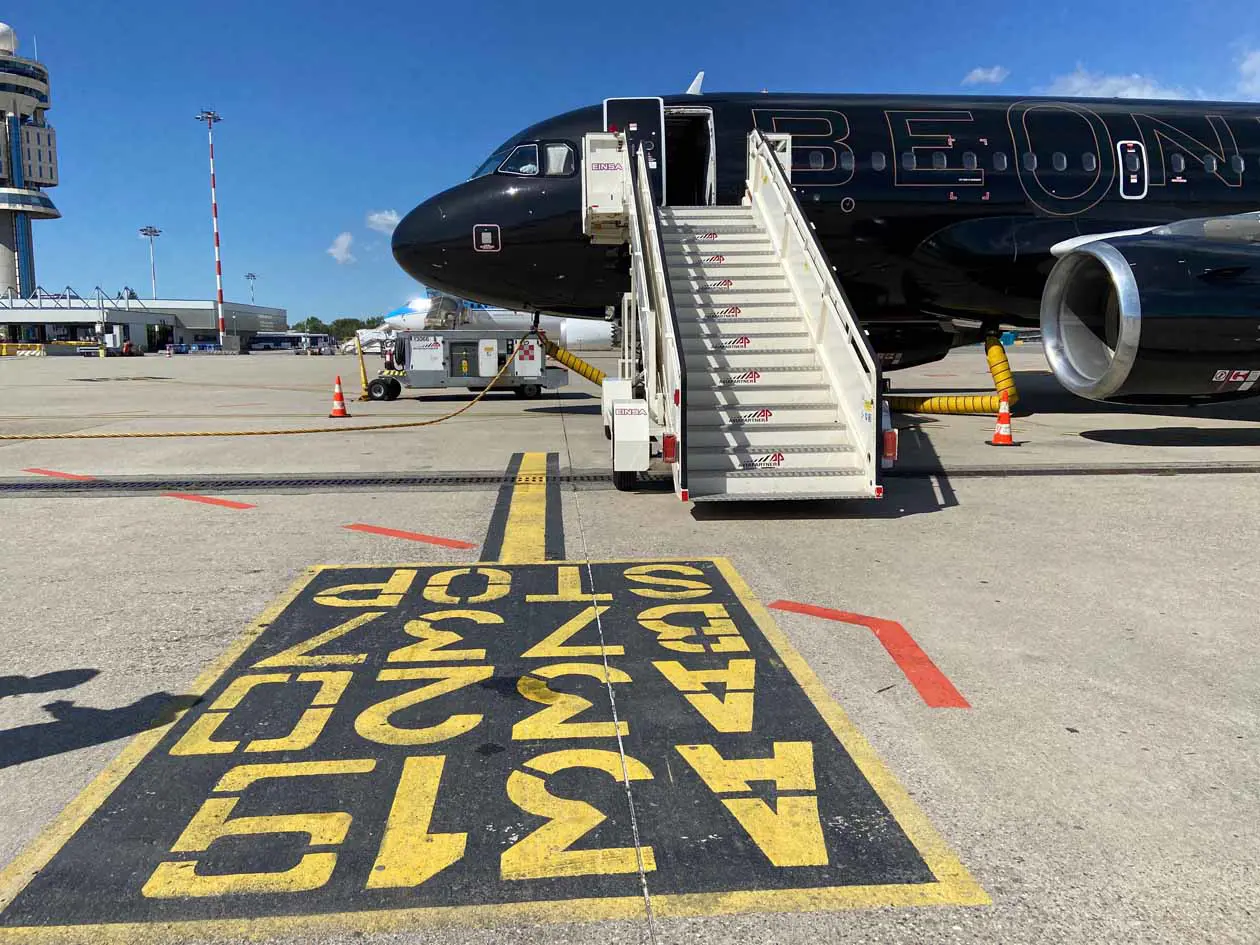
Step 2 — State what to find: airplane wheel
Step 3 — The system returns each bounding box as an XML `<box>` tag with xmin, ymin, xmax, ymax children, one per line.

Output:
<box><xmin>367</xmin><ymin>378</ymin><xmax>391</xmax><ymax>401</ymax></box>
<box><xmin>613</xmin><ymin>469</ymin><xmax>637</xmax><ymax>492</ymax></box>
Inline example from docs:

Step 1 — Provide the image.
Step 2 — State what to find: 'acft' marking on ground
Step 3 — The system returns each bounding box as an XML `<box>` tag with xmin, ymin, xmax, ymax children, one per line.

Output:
<box><xmin>0</xmin><ymin>559</ymin><xmax>985</xmax><ymax>940</ymax></box>
<box><xmin>769</xmin><ymin>600</ymin><xmax>970</xmax><ymax>709</ymax></box>
<box><xmin>343</xmin><ymin>523</ymin><xmax>477</xmax><ymax>550</ymax></box>
<box><xmin>21</xmin><ymin>468</ymin><xmax>96</xmax><ymax>481</ymax></box>
<box><xmin>161</xmin><ymin>492</ymin><xmax>257</xmax><ymax>510</ymax></box>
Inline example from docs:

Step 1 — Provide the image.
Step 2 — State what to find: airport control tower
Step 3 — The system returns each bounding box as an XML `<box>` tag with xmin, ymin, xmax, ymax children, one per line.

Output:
<box><xmin>0</xmin><ymin>22</ymin><xmax>58</xmax><ymax>298</ymax></box>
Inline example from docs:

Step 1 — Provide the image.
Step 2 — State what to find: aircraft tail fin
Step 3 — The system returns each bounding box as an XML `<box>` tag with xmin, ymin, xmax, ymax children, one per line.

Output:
<box><xmin>685</xmin><ymin>71</ymin><xmax>704</xmax><ymax>95</ymax></box>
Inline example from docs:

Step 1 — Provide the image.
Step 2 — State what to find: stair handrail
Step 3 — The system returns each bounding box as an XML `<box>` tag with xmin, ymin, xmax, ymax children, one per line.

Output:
<box><xmin>626</xmin><ymin>143</ymin><xmax>688</xmax><ymax>496</ymax></box>
<box><xmin>745</xmin><ymin>128</ymin><xmax>882</xmax><ymax>490</ymax></box>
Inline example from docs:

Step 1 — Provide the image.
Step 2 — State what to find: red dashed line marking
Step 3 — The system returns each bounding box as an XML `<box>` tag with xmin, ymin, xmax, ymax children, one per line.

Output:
<box><xmin>162</xmin><ymin>493</ymin><xmax>257</xmax><ymax>510</ymax></box>
<box><xmin>23</xmin><ymin>468</ymin><xmax>96</xmax><ymax>481</ymax></box>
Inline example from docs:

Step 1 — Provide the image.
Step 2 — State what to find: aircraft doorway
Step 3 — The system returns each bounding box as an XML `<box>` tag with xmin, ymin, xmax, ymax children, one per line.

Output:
<box><xmin>664</xmin><ymin>108</ymin><xmax>715</xmax><ymax>207</ymax></box>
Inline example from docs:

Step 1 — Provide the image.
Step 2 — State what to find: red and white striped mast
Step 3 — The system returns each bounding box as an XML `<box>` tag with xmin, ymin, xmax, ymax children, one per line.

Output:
<box><xmin>195</xmin><ymin>109</ymin><xmax>226</xmax><ymax>348</ymax></box>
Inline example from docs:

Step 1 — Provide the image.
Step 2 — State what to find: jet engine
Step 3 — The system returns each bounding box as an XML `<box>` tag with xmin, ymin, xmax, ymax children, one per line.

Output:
<box><xmin>1040</xmin><ymin>215</ymin><xmax>1260</xmax><ymax>404</ymax></box>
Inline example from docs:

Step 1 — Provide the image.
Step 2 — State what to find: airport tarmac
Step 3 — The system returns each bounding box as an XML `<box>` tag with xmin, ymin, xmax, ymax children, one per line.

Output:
<box><xmin>0</xmin><ymin>345</ymin><xmax>1257</xmax><ymax>945</ymax></box>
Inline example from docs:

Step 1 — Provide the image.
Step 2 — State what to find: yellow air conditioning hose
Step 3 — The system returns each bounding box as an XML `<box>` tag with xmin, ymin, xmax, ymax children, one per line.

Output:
<box><xmin>885</xmin><ymin>334</ymin><xmax>1019</xmax><ymax>415</ymax></box>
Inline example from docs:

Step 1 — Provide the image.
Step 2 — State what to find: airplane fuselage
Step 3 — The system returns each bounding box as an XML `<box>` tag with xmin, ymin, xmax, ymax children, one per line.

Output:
<box><xmin>393</xmin><ymin>92</ymin><xmax>1260</xmax><ymax>368</ymax></box>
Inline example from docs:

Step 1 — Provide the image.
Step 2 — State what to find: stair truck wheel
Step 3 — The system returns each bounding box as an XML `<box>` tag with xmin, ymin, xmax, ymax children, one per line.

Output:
<box><xmin>385</xmin><ymin>377</ymin><xmax>403</xmax><ymax>400</ymax></box>
<box><xmin>613</xmin><ymin>469</ymin><xmax>637</xmax><ymax>492</ymax></box>
<box><xmin>367</xmin><ymin>378</ymin><xmax>391</xmax><ymax>401</ymax></box>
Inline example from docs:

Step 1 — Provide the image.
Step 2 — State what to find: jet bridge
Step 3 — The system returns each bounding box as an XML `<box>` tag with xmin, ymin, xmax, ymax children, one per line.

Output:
<box><xmin>582</xmin><ymin>128</ymin><xmax>892</xmax><ymax>501</ymax></box>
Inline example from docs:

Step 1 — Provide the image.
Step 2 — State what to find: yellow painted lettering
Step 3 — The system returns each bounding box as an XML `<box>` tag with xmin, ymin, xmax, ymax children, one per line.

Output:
<box><xmin>355</xmin><ymin>666</ymin><xmax>492</xmax><ymax>745</ymax></box>
<box><xmin>367</xmin><ymin>756</ymin><xmax>466</xmax><ymax>889</ymax></box>
<box><xmin>637</xmin><ymin>603</ymin><xmax>748</xmax><ymax>654</ymax></box>
<box><xmin>313</xmin><ymin>569</ymin><xmax>417</xmax><ymax>608</ymax></box>
<box><xmin>653</xmin><ymin>659</ymin><xmax>755</xmax><ymax>733</ymax></box>
<box><xmin>422</xmin><ymin>567</ymin><xmax>511</xmax><ymax>605</ymax></box>
<box><xmin>675</xmin><ymin>741</ymin><xmax>817</xmax><ymax>793</ymax></box>
<box><xmin>519</xmin><ymin>605</ymin><xmax>620</xmax><ymax>659</ymax></box>
<box><xmin>388</xmin><ymin>609</ymin><xmax>500</xmax><ymax>663</ymax></box>
<box><xmin>501</xmin><ymin>749</ymin><xmax>655</xmax><ymax>880</ymax></box>
<box><xmin>141</xmin><ymin>758</ymin><xmax>375</xmax><ymax>899</ymax></box>
<box><xmin>675</xmin><ymin>741</ymin><xmax>826</xmax><ymax>867</ymax></box>
<box><xmin>623</xmin><ymin>564</ymin><xmax>713</xmax><ymax>599</ymax></box>
<box><xmin>525</xmin><ymin>566</ymin><xmax>613</xmax><ymax>603</ymax></box>
<box><xmin>251</xmin><ymin>612</ymin><xmax>383</xmax><ymax>668</ymax></box>
<box><xmin>512</xmin><ymin>663</ymin><xmax>630</xmax><ymax>741</ymax></box>
<box><xmin>169</xmin><ymin>671</ymin><xmax>352</xmax><ymax>756</ymax></box>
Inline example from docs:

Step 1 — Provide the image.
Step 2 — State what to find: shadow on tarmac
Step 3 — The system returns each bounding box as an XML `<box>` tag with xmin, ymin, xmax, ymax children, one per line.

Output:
<box><xmin>1011</xmin><ymin>372</ymin><xmax>1260</xmax><ymax>420</ymax></box>
<box><xmin>0</xmin><ymin>669</ymin><xmax>99</xmax><ymax>699</ymax></box>
<box><xmin>409</xmin><ymin>391</ymin><xmax>596</xmax><ymax>404</ymax></box>
<box><xmin>1081</xmin><ymin>427</ymin><xmax>1260</xmax><ymax>447</ymax></box>
<box><xmin>0</xmin><ymin>693</ymin><xmax>198</xmax><ymax>770</ymax></box>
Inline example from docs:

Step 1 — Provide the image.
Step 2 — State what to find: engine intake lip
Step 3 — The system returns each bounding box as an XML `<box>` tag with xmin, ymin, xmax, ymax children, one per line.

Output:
<box><xmin>1041</xmin><ymin>241</ymin><xmax>1142</xmax><ymax>401</ymax></box>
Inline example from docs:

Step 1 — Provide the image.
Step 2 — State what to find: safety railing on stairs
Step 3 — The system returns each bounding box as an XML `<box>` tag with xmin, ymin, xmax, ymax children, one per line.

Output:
<box><xmin>745</xmin><ymin>128</ymin><xmax>882</xmax><ymax>491</ymax></box>
<box><xmin>626</xmin><ymin>143</ymin><xmax>688</xmax><ymax>497</ymax></box>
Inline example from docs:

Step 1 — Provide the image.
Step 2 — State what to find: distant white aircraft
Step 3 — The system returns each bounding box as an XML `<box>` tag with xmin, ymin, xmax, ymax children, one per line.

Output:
<box><xmin>382</xmin><ymin>296</ymin><xmax>614</xmax><ymax>349</ymax></box>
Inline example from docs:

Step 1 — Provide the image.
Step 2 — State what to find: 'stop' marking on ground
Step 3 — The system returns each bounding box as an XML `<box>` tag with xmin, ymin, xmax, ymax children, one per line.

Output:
<box><xmin>0</xmin><ymin>559</ymin><xmax>986</xmax><ymax>942</ymax></box>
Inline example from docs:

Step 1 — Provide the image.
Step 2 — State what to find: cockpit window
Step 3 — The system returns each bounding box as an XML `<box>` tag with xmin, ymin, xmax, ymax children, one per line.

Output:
<box><xmin>500</xmin><ymin>143</ymin><xmax>540</xmax><ymax>176</ymax></box>
<box><xmin>543</xmin><ymin>142</ymin><xmax>576</xmax><ymax>176</ymax></box>
<box><xmin>472</xmin><ymin>147</ymin><xmax>512</xmax><ymax>179</ymax></box>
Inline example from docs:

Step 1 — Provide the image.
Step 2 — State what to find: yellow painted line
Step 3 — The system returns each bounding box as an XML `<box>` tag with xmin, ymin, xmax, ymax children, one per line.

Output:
<box><xmin>0</xmin><ymin>567</ymin><xmax>321</xmax><ymax>916</ymax></box>
<box><xmin>496</xmin><ymin>452</ymin><xmax>549</xmax><ymax>564</ymax></box>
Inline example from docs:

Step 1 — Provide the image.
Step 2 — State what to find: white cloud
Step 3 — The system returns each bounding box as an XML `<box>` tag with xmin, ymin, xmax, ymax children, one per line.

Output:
<box><xmin>961</xmin><ymin>65</ymin><xmax>1009</xmax><ymax>86</ymax></box>
<box><xmin>1044</xmin><ymin>64</ymin><xmax>1190</xmax><ymax>99</ymax></box>
<box><xmin>1238</xmin><ymin>49</ymin><xmax>1260</xmax><ymax>98</ymax></box>
<box><xmin>366</xmin><ymin>209</ymin><xmax>400</xmax><ymax>234</ymax></box>
<box><xmin>326</xmin><ymin>232</ymin><xmax>356</xmax><ymax>265</ymax></box>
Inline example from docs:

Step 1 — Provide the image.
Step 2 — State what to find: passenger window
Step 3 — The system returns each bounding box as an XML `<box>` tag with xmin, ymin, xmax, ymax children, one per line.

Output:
<box><xmin>500</xmin><ymin>143</ymin><xmax>540</xmax><ymax>176</ymax></box>
<box><xmin>994</xmin><ymin>152</ymin><xmax>1008</xmax><ymax>171</ymax></box>
<box><xmin>1170</xmin><ymin>153</ymin><xmax>1186</xmax><ymax>175</ymax></box>
<box><xmin>1052</xmin><ymin>152</ymin><xmax>1068</xmax><ymax>172</ymax></box>
<box><xmin>809</xmin><ymin>150</ymin><xmax>826</xmax><ymax>170</ymax></box>
<box><xmin>1204</xmin><ymin>154</ymin><xmax>1219</xmax><ymax>173</ymax></box>
<box><xmin>901</xmin><ymin>152</ymin><xmax>915</xmax><ymax>170</ymax></box>
<box><xmin>1023</xmin><ymin>152</ymin><xmax>1037</xmax><ymax>171</ymax></box>
<box><xmin>962</xmin><ymin>151</ymin><xmax>977</xmax><ymax>170</ymax></box>
<box><xmin>871</xmin><ymin>152</ymin><xmax>887</xmax><ymax>171</ymax></box>
<box><xmin>1231</xmin><ymin>154</ymin><xmax>1246</xmax><ymax>174</ymax></box>
<box><xmin>839</xmin><ymin>151</ymin><xmax>855</xmax><ymax>172</ymax></box>
<box><xmin>1082</xmin><ymin>153</ymin><xmax>1097</xmax><ymax>172</ymax></box>
<box><xmin>1124</xmin><ymin>152</ymin><xmax>1140</xmax><ymax>173</ymax></box>
<box><xmin>931</xmin><ymin>151</ymin><xmax>947</xmax><ymax>170</ymax></box>
<box><xmin>543</xmin><ymin>142</ymin><xmax>575</xmax><ymax>176</ymax></box>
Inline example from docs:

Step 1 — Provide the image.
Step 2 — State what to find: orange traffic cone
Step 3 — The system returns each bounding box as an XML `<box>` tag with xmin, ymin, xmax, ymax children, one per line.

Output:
<box><xmin>989</xmin><ymin>390</ymin><xmax>1014</xmax><ymax>446</ymax></box>
<box><xmin>329</xmin><ymin>376</ymin><xmax>350</xmax><ymax>418</ymax></box>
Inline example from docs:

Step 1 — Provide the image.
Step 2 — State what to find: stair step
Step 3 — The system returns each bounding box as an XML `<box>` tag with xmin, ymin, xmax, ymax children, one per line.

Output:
<box><xmin>684</xmin><ymin>347</ymin><xmax>818</xmax><ymax>368</ymax></box>
<box><xmin>689</xmin><ymin>386</ymin><xmax>833</xmax><ymax>407</ymax></box>
<box><xmin>688</xmin><ymin>403</ymin><xmax>840</xmax><ymax>426</ymax></box>
<box><xmin>688</xmin><ymin>423</ymin><xmax>850</xmax><ymax>448</ymax></box>
<box><xmin>674</xmin><ymin>297</ymin><xmax>803</xmax><ymax>313</ymax></box>
<box><xmin>669</xmin><ymin>276</ymin><xmax>790</xmax><ymax>293</ymax></box>
<box><xmin>673</xmin><ymin>290</ymin><xmax>796</xmax><ymax>308</ymax></box>
<box><xmin>688</xmin><ymin>367</ymin><xmax>824</xmax><ymax>387</ymax></box>
<box><xmin>687</xmin><ymin>470</ymin><xmax>875</xmax><ymax>501</ymax></box>
<box><xmin>670</xmin><ymin>263</ymin><xmax>783</xmax><ymax>278</ymax></box>
<box><xmin>679</xmin><ymin>320</ymin><xmax>807</xmax><ymax>338</ymax></box>
<box><xmin>661</xmin><ymin>206</ymin><xmax>755</xmax><ymax>217</ymax></box>
<box><xmin>689</xmin><ymin>445</ymin><xmax>858</xmax><ymax>472</ymax></box>
<box><xmin>661</xmin><ymin>231</ymin><xmax>770</xmax><ymax>245</ymax></box>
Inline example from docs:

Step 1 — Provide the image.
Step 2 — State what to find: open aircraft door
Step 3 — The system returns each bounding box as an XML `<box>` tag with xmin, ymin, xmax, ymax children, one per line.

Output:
<box><xmin>604</xmin><ymin>97</ymin><xmax>665</xmax><ymax>205</ymax></box>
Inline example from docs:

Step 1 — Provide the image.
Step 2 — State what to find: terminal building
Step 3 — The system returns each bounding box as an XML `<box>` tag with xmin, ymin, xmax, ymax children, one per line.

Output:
<box><xmin>0</xmin><ymin>289</ymin><xmax>287</xmax><ymax>352</ymax></box>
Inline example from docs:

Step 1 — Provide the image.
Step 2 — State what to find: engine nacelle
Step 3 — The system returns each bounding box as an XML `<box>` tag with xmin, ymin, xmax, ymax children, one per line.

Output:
<box><xmin>1040</xmin><ymin>234</ymin><xmax>1260</xmax><ymax>404</ymax></box>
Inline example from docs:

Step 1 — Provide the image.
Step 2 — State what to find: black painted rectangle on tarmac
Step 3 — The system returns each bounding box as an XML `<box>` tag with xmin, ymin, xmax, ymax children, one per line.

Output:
<box><xmin>0</xmin><ymin>560</ymin><xmax>985</xmax><ymax>938</ymax></box>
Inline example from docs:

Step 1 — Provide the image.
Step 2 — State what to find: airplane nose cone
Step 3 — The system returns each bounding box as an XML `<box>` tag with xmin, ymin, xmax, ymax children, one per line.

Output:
<box><xmin>391</xmin><ymin>198</ymin><xmax>450</xmax><ymax>285</ymax></box>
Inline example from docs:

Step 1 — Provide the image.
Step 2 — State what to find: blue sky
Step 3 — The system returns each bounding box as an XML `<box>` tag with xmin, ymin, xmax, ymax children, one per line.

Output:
<box><xmin>21</xmin><ymin>0</ymin><xmax>1260</xmax><ymax>320</ymax></box>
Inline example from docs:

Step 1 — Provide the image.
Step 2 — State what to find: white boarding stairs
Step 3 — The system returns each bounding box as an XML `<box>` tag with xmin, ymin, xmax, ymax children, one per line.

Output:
<box><xmin>584</xmin><ymin>129</ymin><xmax>886</xmax><ymax>501</ymax></box>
